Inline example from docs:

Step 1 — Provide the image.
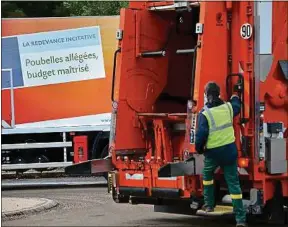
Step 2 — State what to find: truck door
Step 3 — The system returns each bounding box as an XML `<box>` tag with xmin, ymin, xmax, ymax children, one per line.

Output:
<box><xmin>112</xmin><ymin>8</ymin><xmax>172</xmax><ymax>151</ymax></box>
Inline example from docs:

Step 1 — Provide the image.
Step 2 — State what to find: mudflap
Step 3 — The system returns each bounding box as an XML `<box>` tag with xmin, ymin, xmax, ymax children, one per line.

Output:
<box><xmin>64</xmin><ymin>158</ymin><xmax>113</xmax><ymax>176</ymax></box>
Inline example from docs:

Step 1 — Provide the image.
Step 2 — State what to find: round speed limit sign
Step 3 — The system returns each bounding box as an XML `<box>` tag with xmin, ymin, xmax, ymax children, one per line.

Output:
<box><xmin>240</xmin><ymin>23</ymin><xmax>253</xmax><ymax>39</ymax></box>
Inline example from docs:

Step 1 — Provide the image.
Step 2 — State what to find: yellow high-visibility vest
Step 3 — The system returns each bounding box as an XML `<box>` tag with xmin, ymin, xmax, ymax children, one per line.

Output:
<box><xmin>202</xmin><ymin>102</ymin><xmax>235</xmax><ymax>149</ymax></box>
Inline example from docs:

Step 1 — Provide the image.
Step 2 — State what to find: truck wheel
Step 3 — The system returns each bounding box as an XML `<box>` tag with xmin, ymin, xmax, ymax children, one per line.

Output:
<box><xmin>284</xmin><ymin>198</ymin><xmax>288</xmax><ymax>224</ymax></box>
<box><xmin>33</xmin><ymin>155</ymin><xmax>49</xmax><ymax>172</ymax></box>
<box><xmin>34</xmin><ymin>154</ymin><xmax>49</xmax><ymax>163</ymax></box>
<box><xmin>112</xmin><ymin>186</ymin><xmax>129</xmax><ymax>203</ymax></box>
<box><xmin>263</xmin><ymin>181</ymin><xmax>286</xmax><ymax>225</ymax></box>
<box><xmin>12</xmin><ymin>156</ymin><xmax>28</xmax><ymax>174</ymax></box>
<box><xmin>100</xmin><ymin>144</ymin><xmax>109</xmax><ymax>181</ymax></box>
<box><xmin>100</xmin><ymin>144</ymin><xmax>109</xmax><ymax>159</ymax></box>
<box><xmin>12</xmin><ymin>156</ymin><xmax>26</xmax><ymax>164</ymax></box>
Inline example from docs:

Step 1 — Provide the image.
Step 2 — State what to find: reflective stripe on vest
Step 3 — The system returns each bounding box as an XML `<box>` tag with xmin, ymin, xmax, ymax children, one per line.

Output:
<box><xmin>202</xmin><ymin>102</ymin><xmax>235</xmax><ymax>149</ymax></box>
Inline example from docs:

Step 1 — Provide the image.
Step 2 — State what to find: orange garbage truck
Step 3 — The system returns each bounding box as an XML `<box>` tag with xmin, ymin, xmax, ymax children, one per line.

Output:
<box><xmin>103</xmin><ymin>0</ymin><xmax>288</xmax><ymax>225</ymax></box>
<box><xmin>1</xmin><ymin>16</ymin><xmax>119</xmax><ymax>173</ymax></box>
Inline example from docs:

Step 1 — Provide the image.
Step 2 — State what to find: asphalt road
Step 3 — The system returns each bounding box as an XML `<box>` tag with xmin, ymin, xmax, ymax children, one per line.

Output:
<box><xmin>2</xmin><ymin>187</ymin><xmax>271</xmax><ymax>227</ymax></box>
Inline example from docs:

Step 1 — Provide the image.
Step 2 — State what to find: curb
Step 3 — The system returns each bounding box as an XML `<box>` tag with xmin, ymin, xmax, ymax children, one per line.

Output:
<box><xmin>2</xmin><ymin>198</ymin><xmax>58</xmax><ymax>221</ymax></box>
<box><xmin>2</xmin><ymin>178</ymin><xmax>107</xmax><ymax>191</ymax></box>
<box><xmin>2</xmin><ymin>182</ymin><xmax>107</xmax><ymax>190</ymax></box>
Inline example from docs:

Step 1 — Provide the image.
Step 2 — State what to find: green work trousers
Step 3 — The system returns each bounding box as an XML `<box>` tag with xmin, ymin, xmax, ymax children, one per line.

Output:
<box><xmin>202</xmin><ymin>157</ymin><xmax>246</xmax><ymax>224</ymax></box>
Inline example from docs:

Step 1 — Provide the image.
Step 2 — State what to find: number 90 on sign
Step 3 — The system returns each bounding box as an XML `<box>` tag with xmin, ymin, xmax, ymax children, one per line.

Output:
<box><xmin>240</xmin><ymin>23</ymin><xmax>253</xmax><ymax>39</ymax></box>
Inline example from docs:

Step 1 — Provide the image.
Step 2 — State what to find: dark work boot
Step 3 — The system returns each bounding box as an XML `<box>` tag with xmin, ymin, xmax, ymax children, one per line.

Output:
<box><xmin>201</xmin><ymin>204</ymin><xmax>214</xmax><ymax>212</ymax></box>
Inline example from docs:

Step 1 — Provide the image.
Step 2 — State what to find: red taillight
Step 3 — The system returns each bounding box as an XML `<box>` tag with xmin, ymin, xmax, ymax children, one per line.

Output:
<box><xmin>238</xmin><ymin>157</ymin><xmax>249</xmax><ymax>168</ymax></box>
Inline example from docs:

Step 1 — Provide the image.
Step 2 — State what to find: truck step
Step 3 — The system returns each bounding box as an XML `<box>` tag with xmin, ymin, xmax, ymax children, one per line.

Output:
<box><xmin>158</xmin><ymin>155</ymin><xmax>204</xmax><ymax>177</ymax></box>
<box><xmin>222</xmin><ymin>194</ymin><xmax>252</xmax><ymax>207</ymax></box>
<box><xmin>196</xmin><ymin>205</ymin><xmax>234</xmax><ymax>216</ymax></box>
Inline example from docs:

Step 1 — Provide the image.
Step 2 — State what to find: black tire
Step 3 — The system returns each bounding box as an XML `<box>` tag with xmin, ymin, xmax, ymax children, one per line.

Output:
<box><xmin>12</xmin><ymin>156</ymin><xmax>28</xmax><ymax>174</ymax></box>
<box><xmin>284</xmin><ymin>198</ymin><xmax>288</xmax><ymax>224</ymax></box>
<box><xmin>34</xmin><ymin>154</ymin><xmax>49</xmax><ymax>163</ymax></box>
<box><xmin>262</xmin><ymin>182</ymin><xmax>287</xmax><ymax>225</ymax></box>
<box><xmin>33</xmin><ymin>155</ymin><xmax>49</xmax><ymax>172</ymax></box>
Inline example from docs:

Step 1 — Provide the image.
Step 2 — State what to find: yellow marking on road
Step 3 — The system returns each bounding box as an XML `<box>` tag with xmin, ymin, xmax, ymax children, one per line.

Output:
<box><xmin>197</xmin><ymin>205</ymin><xmax>234</xmax><ymax>216</ymax></box>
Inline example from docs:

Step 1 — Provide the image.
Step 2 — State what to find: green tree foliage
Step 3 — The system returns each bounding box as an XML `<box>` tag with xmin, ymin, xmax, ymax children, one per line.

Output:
<box><xmin>2</xmin><ymin>1</ymin><xmax>62</xmax><ymax>18</ymax></box>
<box><xmin>62</xmin><ymin>1</ymin><xmax>128</xmax><ymax>16</ymax></box>
<box><xmin>2</xmin><ymin>1</ymin><xmax>129</xmax><ymax>18</ymax></box>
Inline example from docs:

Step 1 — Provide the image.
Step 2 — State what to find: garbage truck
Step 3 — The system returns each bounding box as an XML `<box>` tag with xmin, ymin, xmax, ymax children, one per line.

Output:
<box><xmin>66</xmin><ymin>0</ymin><xmax>288</xmax><ymax>224</ymax></box>
<box><xmin>1</xmin><ymin>16</ymin><xmax>119</xmax><ymax>173</ymax></box>
<box><xmin>105</xmin><ymin>0</ymin><xmax>288</xmax><ymax>224</ymax></box>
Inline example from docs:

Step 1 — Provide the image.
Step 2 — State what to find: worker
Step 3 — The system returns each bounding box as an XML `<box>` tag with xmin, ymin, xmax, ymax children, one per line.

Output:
<box><xmin>195</xmin><ymin>81</ymin><xmax>247</xmax><ymax>227</ymax></box>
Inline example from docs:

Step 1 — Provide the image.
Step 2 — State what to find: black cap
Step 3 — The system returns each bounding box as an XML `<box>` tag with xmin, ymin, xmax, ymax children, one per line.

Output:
<box><xmin>205</xmin><ymin>81</ymin><xmax>220</xmax><ymax>98</ymax></box>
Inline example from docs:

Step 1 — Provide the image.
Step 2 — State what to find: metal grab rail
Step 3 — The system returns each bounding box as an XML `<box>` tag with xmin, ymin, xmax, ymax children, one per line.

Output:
<box><xmin>226</xmin><ymin>73</ymin><xmax>247</xmax><ymax>124</ymax></box>
<box><xmin>190</xmin><ymin>43</ymin><xmax>201</xmax><ymax>100</ymax></box>
<box><xmin>176</xmin><ymin>49</ymin><xmax>195</xmax><ymax>54</ymax></box>
<box><xmin>140</xmin><ymin>51</ymin><xmax>166</xmax><ymax>58</ymax></box>
<box><xmin>111</xmin><ymin>48</ymin><xmax>121</xmax><ymax>102</ymax></box>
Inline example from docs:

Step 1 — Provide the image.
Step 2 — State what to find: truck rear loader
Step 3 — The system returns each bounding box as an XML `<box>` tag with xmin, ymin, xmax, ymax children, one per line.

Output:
<box><xmin>104</xmin><ymin>0</ymin><xmax>288</xmax><ymax>224</ymax></box>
